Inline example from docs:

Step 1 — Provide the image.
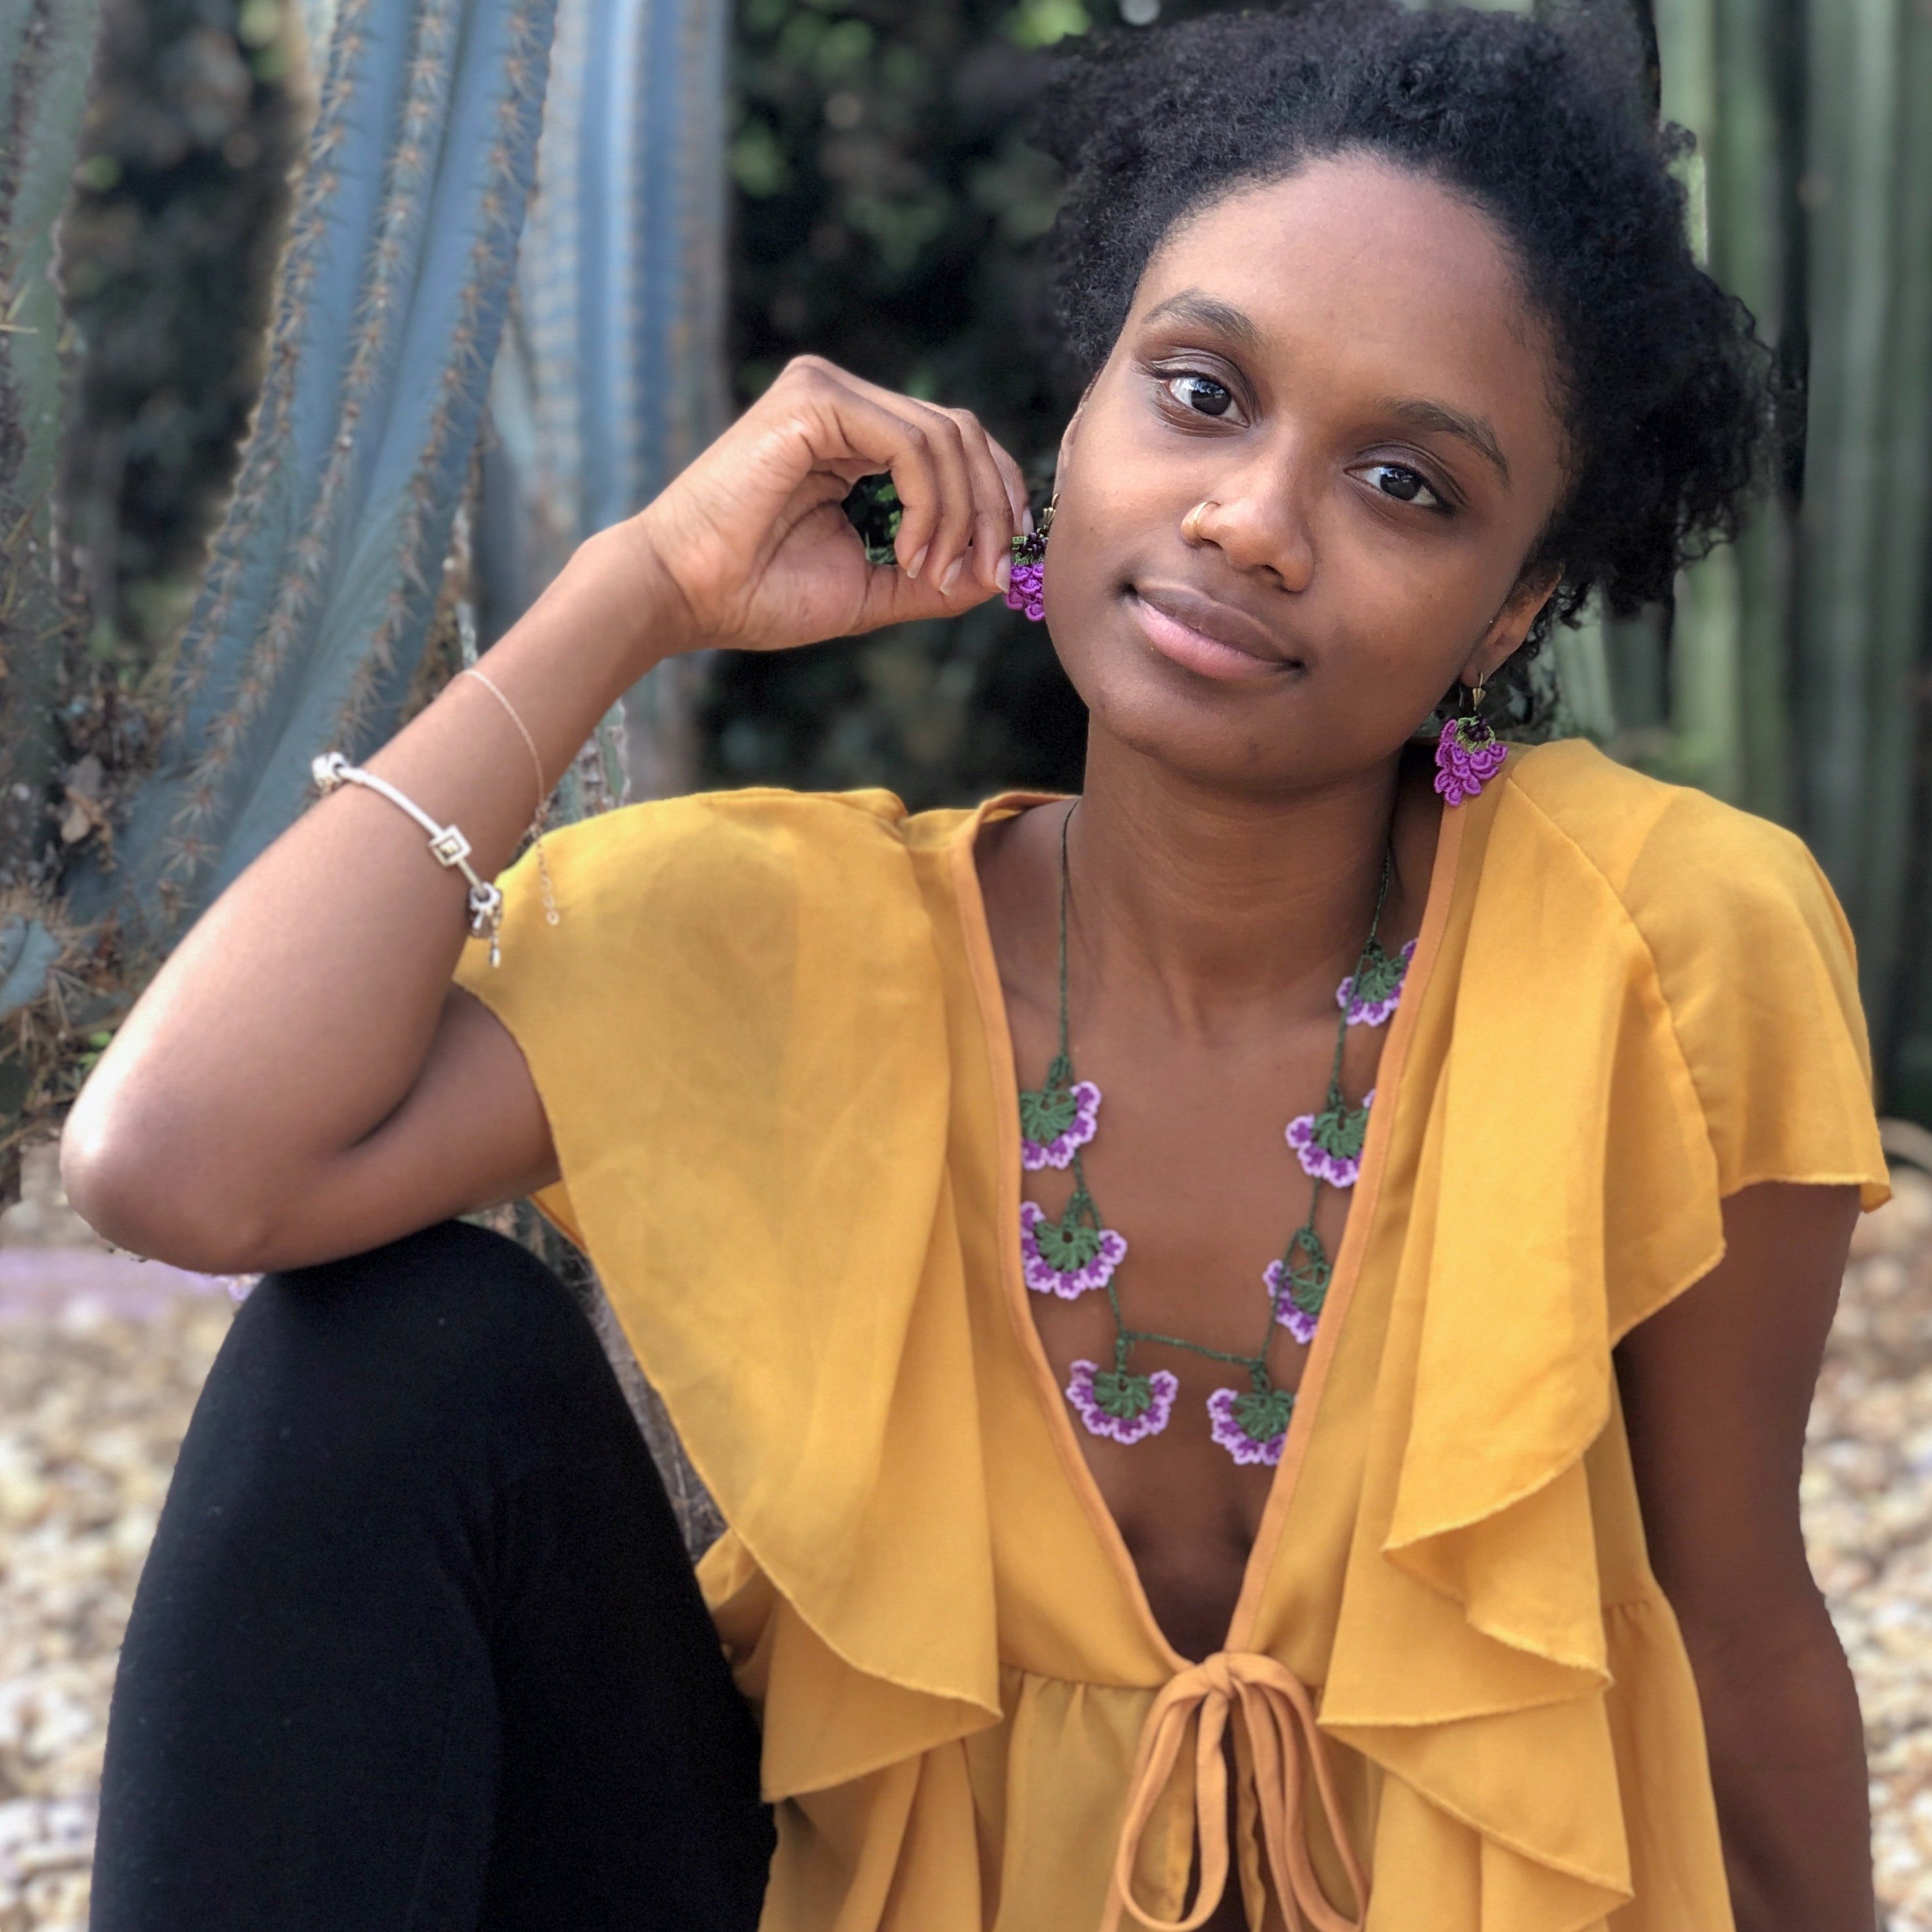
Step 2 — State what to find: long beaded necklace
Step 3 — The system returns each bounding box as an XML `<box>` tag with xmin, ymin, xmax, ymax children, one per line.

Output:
<box><xmin>1017</xmin><ymin>808</ymin><xmax>1415</xmax><ymax>1465</ymax></box>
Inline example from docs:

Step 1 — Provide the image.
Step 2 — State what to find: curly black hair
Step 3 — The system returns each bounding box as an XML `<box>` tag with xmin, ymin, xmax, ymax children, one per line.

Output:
<box><xmin>1030</xmin><ymin>1</ymin><xmax>1775</xmax><ymax>704</ymax></box>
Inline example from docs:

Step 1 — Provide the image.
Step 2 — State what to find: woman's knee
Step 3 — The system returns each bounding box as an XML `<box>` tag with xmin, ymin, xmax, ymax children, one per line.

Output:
<box><xmin>190</xmin><ymin>1221</ymin><xmax>618</xmax><ymax>1509</ymax></box>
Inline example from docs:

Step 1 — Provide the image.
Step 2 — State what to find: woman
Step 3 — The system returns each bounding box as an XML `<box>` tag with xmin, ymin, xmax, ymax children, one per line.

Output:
<box><xmin>68</xmin><ymin>5</ymin><xmax>1888</xmax><ymax>1929</ymax></box>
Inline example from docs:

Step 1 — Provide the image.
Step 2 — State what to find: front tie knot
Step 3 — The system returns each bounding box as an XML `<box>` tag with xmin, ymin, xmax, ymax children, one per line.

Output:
<box><xmin>1103</xmin><ymin>1651</ymin><xmax>1367</xmax><ymax>1932</ymax></box>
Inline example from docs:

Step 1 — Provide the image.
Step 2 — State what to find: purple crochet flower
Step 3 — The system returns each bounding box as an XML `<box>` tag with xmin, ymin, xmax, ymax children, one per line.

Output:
<box><xmin>1066</xmin><ymin>1360</ymin><xmax>1178</xmax><ymax>1445</ymax></box>
<box><xmin>1207</xmin><ymin>1385</ymin><xmax>1294</xmax><ymax>1466</ymax></box>
<box><xmin>1020</xmin><ymin>1079</ymin><xmax>1101</xmax><ymax>1171</ymax></box>
<box><xmin>1433</xmin><ymin>718</ymin><xmax>1508</xmax><ymax>806</ymax></box>
<box><xmin>1336</xmin><ymin>938</ymin><xmax>1417</xmax><ymax>1028</ymax></box>
<box><xmin>1264</xmin><ymin>1260</ymin><xmax>1319</xmax><ymax>1344</ymax></box>
<box><xmin>1020</xmin><ymin>1200</ymin><xmax>1127</xmax><ymax>1299</ymax></box>
<box><xmin>1285</xmin><ymin>1088</ymin><xmax>1374</xmax><ymax>1188</ymax></box>
<box><xmin>1004</xmin><ymin>558</ymin><xmax>1046</xmax><ymax>623</ymax></box>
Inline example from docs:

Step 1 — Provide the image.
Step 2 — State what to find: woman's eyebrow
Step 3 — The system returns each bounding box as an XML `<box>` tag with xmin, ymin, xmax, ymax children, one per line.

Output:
<box><xmin>1375</xmin><ymin>396</ymin><xmax>1511</xmax><ymax>485</ymax></box>
<box><xmin>1138</xmin><ymin>290</ymin><xmax>1264</xmax><ymax>356</ymax></box>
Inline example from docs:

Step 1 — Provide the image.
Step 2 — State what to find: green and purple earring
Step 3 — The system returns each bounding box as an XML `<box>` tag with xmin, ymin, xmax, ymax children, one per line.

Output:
<box><xmin>1005</xmin><ymin>498</ymin><xmax>1054</xmax><ymax>622</ymax></box>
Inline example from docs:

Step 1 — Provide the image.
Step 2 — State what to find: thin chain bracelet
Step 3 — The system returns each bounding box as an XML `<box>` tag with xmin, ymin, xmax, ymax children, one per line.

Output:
<box><xmin>458</xmin><ymin>666</ymin><xmax>560</xmax><ymax>927</ymax></box>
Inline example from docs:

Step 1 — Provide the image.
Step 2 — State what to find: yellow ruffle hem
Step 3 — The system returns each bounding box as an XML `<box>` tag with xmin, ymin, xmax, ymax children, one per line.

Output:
<box><xmin>455</xmin><ymin>739</ymin><xmax>1889</xmax><ymax>1932</ymax></box>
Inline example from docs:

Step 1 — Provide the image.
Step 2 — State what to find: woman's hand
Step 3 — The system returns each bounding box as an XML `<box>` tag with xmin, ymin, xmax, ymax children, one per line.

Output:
<box><xmin>622</xmin><ymin>356</ymin><xmax>1031</xmax><ymax>654</ymax></box>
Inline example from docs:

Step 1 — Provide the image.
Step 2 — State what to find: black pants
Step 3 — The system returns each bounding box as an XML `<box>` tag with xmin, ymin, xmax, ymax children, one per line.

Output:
<box><xmin>92</xmin><ymin>1221</ymin><xmax>774</xmax><ymax>1932</ymax></box>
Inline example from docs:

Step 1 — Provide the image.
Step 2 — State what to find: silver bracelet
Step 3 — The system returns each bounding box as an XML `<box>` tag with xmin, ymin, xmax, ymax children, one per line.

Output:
<box><xmin>311</xmin><ymin>753</ymin><xmax>506</xmax><ymax>967</ymax></box>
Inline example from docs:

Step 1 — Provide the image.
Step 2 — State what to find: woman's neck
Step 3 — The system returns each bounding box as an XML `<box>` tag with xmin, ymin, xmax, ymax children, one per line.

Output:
<box><xmin>1063</xmin><ymin>727</ymin><xmax>1420</xmax><ymax>1039</ymax></box>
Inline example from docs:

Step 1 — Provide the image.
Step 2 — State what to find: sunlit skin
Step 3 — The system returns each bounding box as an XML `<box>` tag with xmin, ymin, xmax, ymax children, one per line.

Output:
<box><xmin>64</xmin><ymin>155</ymin><xmax>1871</xmax><ymax>1932</ymax></box>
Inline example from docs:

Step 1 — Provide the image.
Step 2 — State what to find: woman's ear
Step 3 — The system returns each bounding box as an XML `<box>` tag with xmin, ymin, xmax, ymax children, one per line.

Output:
<box><xmin>1460</xmin><ymin>562</ymin><xmax>1562</xmax><ymax>687</ymax></box>
<box><xmin>1054</xmin><ymin>381</ymin><xmax>1098</xmax><ymax>487</ymax></box>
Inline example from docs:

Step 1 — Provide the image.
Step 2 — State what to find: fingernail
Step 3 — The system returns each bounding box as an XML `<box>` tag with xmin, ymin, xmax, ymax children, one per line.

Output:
<box><xmin>906</xmin><ymin>545</ymin><xmax>929</xmax><ymax>581</ymax></box>
<box><xmin>995</xmin><ymin>554</ymin><xmax>1012</xmax><ymax>594</ymax></box>
<box><xmin>940</xmin><ymin>554</ymin><xmax>966</xmax><ymax>595</ymax></box>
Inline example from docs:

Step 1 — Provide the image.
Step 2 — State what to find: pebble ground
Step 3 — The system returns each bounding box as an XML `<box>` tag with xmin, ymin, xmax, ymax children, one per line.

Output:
<box><xmin>5</xmin><ymin>1173</ymin><xmax>1931</xmax><ymax>1930</ymax></box>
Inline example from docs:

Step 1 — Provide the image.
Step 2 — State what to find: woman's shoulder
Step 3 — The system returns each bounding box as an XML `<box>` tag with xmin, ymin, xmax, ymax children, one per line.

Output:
<box><xmin>1501</xmin><ymin>737</ymin><xmax>1847</xmax><ymax>959</ymax></box>
<box><xmin>531</xmin><ymin>784</ymin><xmax>975</xmax><ymax>922</ymax></box>
<box><xmin>547</xmin><ymin>783</ymin><xmax>917</xmax><ymax>866</ymax></box>
<box><xmin>1499</xmin><ymin>740</ymin><xmax>1882</xmax><ymax>1202</ymax></box>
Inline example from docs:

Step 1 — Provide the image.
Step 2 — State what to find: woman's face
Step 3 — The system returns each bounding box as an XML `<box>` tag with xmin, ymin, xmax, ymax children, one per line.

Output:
<box><xmin>1045</xmin><ymin>152</ymin><xmax>1572</xmax><ymax>794</ymax></box>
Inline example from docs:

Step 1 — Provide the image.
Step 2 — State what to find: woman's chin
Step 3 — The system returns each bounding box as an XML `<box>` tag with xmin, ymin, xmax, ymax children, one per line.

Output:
<box><xmin>1079</xmin><ymin>684</ymin><xmax>1338</xmax><ymax>796</ymax></box>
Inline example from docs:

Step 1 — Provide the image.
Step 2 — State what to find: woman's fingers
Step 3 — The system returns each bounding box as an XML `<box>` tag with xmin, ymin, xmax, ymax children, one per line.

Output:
<box><xmin>902</xmin><ymin>406</ymin><xmax>982</xmax><ymax>593</ymax></box>
<box><xmin>668</xmin><ymin>356</ymin><xmax>1037</xmax><ymax>644</ymax></box>
<box><xmin>807</xmin><ymin>366</ymin><xmax>1022</xmax><ymax>597</ymax></box>
<box><xmin>939</xmin><ymin>406</ymin><xmax>1023</xmax><ymax>592</ymax></box>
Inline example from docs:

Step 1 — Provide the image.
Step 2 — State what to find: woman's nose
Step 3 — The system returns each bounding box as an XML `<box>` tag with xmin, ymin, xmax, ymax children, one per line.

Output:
<box><xmin>1181</xmin><ymin>456</ymin><xmax>1316</xmax><ymax>593</ymax></box>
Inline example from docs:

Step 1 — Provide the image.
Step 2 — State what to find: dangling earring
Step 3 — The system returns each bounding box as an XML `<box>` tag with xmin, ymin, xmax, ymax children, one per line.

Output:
<box><xmin>1434</xmin><ymin>678</ymin><xmax>1507</xmax><ymax>806</ymax></box>
<box><xmin>1007</xmin><ymin>495</ymin><xmax>1055</xmax><ymax>623</ymax></box>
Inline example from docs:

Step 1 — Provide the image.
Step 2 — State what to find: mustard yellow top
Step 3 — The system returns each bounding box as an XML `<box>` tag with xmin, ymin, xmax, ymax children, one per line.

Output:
<box><xmin>455</xmin><ymin>739</ymin><xmax>1889</xmax><ymax>1932</ymax></box>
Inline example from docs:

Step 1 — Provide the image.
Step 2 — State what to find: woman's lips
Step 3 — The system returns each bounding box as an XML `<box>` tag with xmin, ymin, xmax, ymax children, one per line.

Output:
<box><xmin>1129</xmin><ymin>587</ymin><xmax>1298</xmax><ymax>684</ymax></box>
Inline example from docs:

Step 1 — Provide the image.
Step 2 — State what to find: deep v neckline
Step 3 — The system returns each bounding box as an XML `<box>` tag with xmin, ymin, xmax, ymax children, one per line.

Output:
<box><xmin>950</xmin><ymin>788</ymin><xmax>1468</xmax><ymax>1674</ymax></box>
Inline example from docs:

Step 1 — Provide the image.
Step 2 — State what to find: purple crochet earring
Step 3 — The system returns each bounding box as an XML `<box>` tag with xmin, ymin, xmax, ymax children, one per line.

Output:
<box><xmin>1434</xmin><ymin>678</ymin><xmax>1507</xmax><ymax>806</ymax></box>
<box><xmin>1005</xmin><ymin>497</ymin><xmax>1055</xmax><ymax>623</ymax></box>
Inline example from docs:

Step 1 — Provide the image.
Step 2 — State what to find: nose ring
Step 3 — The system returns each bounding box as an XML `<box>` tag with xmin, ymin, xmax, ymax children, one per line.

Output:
<box><xmin>1181</xmin><ymin>499</ymin><xmax>1218</xmax><ymax>545</ymax></box>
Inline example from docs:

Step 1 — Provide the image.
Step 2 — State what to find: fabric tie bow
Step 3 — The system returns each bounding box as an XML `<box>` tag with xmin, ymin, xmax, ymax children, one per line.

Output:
<box><xmin>1104</xmin><ymin>1650</ymin><xmax>1368</xmax><ymax>1932</ymax></box>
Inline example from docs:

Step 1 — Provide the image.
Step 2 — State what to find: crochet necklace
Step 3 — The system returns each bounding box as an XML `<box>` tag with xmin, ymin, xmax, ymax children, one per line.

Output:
<box><xmin>1018</xmin><ymin>808</ymin><xmax>1414</xmax><ymax>1466</ymax></box>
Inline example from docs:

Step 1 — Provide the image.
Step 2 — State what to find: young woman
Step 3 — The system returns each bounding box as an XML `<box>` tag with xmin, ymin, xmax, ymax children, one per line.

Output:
<box><xmin>67</xmin><ymin>5</ymin><xmax>1889</xmax><ymax>1930</ymax></box>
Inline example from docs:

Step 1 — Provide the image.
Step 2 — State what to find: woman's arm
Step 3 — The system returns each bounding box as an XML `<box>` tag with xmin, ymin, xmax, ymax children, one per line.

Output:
<box><xmin>62</xmin><ymin>358</ymin><xmax>1026</xmax><ymax>1273</ymax></box>
<box><xmin>1616</xmin><ymin>1180</ymin><xmax>1873</xmax><ymax>1932</ymax></box>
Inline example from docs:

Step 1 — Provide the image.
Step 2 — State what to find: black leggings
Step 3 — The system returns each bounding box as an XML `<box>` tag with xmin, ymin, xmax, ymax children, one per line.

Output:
<box><xmin>91</xmin><ymin>1221</ymin><xmax>773</xmax><ymax>1932</ymax></box>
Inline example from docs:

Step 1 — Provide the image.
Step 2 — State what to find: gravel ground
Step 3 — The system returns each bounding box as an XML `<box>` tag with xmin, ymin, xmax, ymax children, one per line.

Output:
<box><xmin>4</xmin><ymin>1170</ymin><xmax>1932</xmax><ymax>1929</ymax></box>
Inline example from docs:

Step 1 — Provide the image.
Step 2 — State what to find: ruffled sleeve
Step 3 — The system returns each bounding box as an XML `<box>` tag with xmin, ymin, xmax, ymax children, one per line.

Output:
<box><xmin>454</xmin><ymin>790</ymin><xmax>1003</xmax><ymax>1794</ymax></box>
<box><xmin>1598</xmin><ymin>764</ymin><xmax>1889</xmax><ymax>1195</ymax></box>
<box><xmin>1317</xmin><ymin>743</ymin><xmax>1889</xmax><ymax>1932</ymax></box>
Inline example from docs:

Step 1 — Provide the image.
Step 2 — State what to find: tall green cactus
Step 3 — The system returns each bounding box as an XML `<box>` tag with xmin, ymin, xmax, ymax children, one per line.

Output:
<box><xmin>57</xmin><ymin>0</ymin><xmax>560</xmax><ymax>954</ymax></box>
<box><xmin>0</xmin><ymin>0</ymin><xmax>106</xmax><ymax>1146</ymax></box>
<box><xmin>1854</xmin><ymin>1</ymin><xmax>1932</xmax><ymax>1119</ymax></box>
<box><xmin>1751</xmin><ymin>0</ymin><xmax>1932</xmax><ymax>1109</ymax></box>
<box><xmin>484</xmin><ymin>0</ymin><xmax>727</xmax><ymax>801</ymax></box>
<box><xmin>0</xmin><ymin>0</ymin><xmax>100</xmax><ymax>836</ymax></box>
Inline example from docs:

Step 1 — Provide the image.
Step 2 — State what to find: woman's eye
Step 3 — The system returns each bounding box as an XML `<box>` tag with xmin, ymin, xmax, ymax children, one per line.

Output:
<box><xmin>1164</xmin><ymin>373</ymin><xmax>1236</xmax><ymax>419</ymax></box>
<box><xmin>1362</xmin><ymin>462</ymin><xmax>1444</xmax><ymax>509</ymax></box>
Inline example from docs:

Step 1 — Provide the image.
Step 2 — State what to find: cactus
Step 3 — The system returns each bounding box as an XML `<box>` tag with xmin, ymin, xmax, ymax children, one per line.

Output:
<box><xmin>0</xmin><ymin>0</ymin><xmax>100</xmax><ymax>840</ymax></box>
<box><xmin>0</xmin><ymin>0</ymin><xmax>735</xmax><ymax>1178</ymax></box>
<box><xmin>483</xmin><ymin>0</ymin><xmax>728</xmax><ymax>800</ymax></box>
<box><xmin>56</xmin><ymin>0</ymin><xmax>561</xmax><ymax>958</ymax></box>
<box><xmin>1787</xmin><ymin>0</ymin><xmax>1932</xmax><ymax>1102</ymax></box>
<box><xmin>0</xmin><ymin>0</ymin><xmax>106</xmax><ymax>1157</ymax></box>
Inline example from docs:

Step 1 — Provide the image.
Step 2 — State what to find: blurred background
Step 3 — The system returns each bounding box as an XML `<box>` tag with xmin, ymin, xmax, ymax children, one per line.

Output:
<box><xmin>3</xmin><ymin>0</ymin><xmax>1932</xmax><ymax>1923</ymax></box>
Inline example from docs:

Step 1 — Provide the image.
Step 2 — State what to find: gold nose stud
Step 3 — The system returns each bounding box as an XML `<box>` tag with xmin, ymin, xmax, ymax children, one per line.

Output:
<box><xmin>1180</xmin><ymin>499</ymin><xmax>1218</xmax><ymax>544</ymax></box>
